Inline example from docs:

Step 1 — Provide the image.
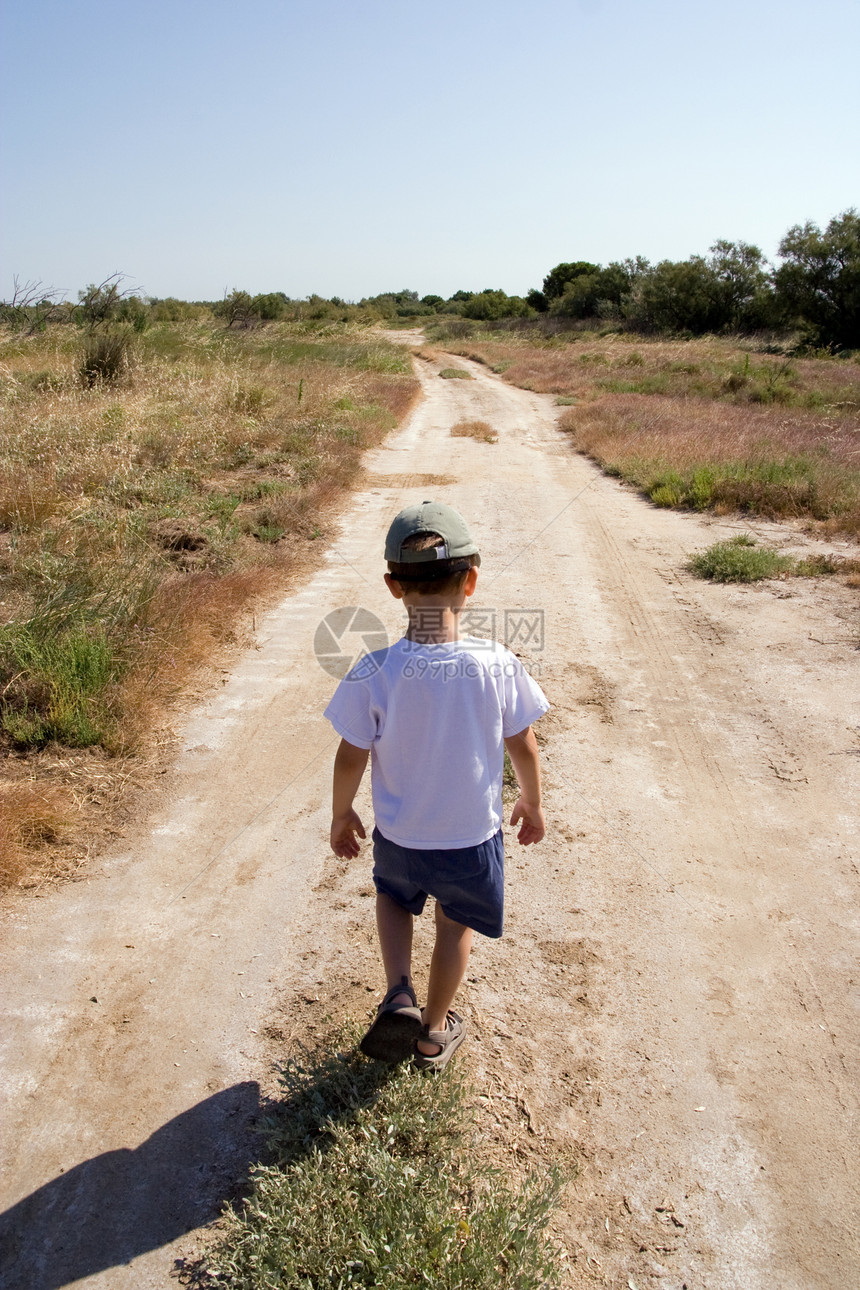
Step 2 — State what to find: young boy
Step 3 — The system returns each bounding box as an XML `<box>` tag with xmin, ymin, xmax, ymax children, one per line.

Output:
<box><xmin>325</xmin><ymin>500</ymin><xmax>548</xmax><ymax>1069</ymax></box>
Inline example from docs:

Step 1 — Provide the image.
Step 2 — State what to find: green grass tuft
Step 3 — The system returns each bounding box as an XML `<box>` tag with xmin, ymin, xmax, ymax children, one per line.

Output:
<box><xmin>689</xmin><ymin>536</ymin><xmax>795</xmax><ymax>583</ymax></box>
<box><xmin>0</xmin><ymin>622</ymin><xmax>121</xmax><ymax>746</ymax></box>
<box><xmin>439</xmin><ymin>367</ymin><xmax>473</xmax><ymax>380</ymax></box>
<box><xmin>198</xmin><ymin>1024</ymin><xmax>564</xmax><ymax>1289</ymax></box>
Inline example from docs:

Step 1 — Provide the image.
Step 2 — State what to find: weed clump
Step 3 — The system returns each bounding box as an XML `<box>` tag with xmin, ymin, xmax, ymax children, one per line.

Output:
<box><xmin>0</xmin><ymin>623</ymin><xmax>121</xmax><ymax>747</ymax></box>
<box><xmin>79</xmin><ymin>329</ymin><xmax>135</xmax><ymax>387</ymax></box>
<box><xmin>450</xmin><ymin>419</ymin><xmax>497</xmax><ymax>443</ymax></box>
<box><xmin>199</xmin><ymin>1026</ymin><xmax>564</xmax><ymax>1289</ymax></box>
<box><xmin>689</xmin><ymin>535</ymin><xmax>791</xmax><ymax>582</ymax></box>
<box><xmin>0</xmin><ymin>781</ymin><xmax>74</xmax><ymax>887</ymax></box>
<box><xmin>439</xmin><ymin>367</ymin><xmax>473</xmax><ymax>380</ymax></box>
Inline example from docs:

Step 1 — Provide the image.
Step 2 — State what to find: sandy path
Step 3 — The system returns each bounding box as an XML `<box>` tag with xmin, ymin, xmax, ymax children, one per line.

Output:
<box><xmin>1</xmin><ymin>348</ymin><xmax>858</xmax><ymax>1288</ymax></box>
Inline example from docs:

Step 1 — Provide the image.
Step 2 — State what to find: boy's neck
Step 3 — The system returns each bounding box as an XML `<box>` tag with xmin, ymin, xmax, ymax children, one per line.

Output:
<box><xmin>404</xmin><ymin>602</ymin><xmax>463</xmax><ymax>645</ymax></box>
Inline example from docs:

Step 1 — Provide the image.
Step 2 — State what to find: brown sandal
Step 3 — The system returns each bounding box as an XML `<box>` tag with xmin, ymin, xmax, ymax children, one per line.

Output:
<box><xmin>413</xmin><ymin>1010</ymin><xmax>466</xmax><ymax>1071</ymax></box>
<box><xmin>359</xmin><ymin>976</ymin><xmax>423</xmax><ymax>1063</ymax></box>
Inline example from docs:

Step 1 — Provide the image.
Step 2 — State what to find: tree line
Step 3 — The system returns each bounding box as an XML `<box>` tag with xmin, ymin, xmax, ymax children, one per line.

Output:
<box><xmin>3</xmin><ymin>209</ymin><xmax>857</xmax><ymax>350</ymax></box>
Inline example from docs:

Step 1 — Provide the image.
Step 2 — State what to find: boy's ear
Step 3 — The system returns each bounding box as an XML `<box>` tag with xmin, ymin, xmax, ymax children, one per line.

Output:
<box><xmin>464</xmin><ymin>565</ymin><xmax>479</xmax><ymax>596</ymax></box>
<box><xmin>384</xmin><ymin>572</ymin><xmax>405</xmax><ymax>600</ymax></box>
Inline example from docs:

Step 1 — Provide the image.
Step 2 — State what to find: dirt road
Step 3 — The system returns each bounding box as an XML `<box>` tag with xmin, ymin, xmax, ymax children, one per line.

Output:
<box><xmin>2</xmin><ymin>346</ymin><xmax>859</xmax><ymax>1289</ymax></box>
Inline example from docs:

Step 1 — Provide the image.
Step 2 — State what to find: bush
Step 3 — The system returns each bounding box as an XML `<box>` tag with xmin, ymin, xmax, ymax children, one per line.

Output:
<box><xmin>79</xmin><ymin>329</ymin><xmax>135</xmax><ymax>386</ymax></box>
<box><xmin>689</xmin><ymin>535</ymin><xmax>794</xmax><ymax>582</ymax></box>
<box><xmin>462</xmin><ymin>290</ymin><xmax>529</xmax><ymax>321</ymax></box>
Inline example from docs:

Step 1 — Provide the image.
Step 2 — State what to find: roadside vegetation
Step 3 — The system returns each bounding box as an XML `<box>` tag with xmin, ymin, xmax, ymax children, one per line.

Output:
<box><xmin>191</xmin><ymin>1023</ymin><xmax>563</xmax><ymax>1290</ymax></box>
<box><xmin>689</xmin><ymin>534</ymin><xmax>860</xmax><ymax>583</ymax></box>
<box><xmin>429</xmin><ymin>330</ymin><xmax>860</xmax><ymax>536</ymax></box>
<box><xmin>0</xmin><ymin>301</ymin><xmax>417</xmax><ymax>887</ymax></box>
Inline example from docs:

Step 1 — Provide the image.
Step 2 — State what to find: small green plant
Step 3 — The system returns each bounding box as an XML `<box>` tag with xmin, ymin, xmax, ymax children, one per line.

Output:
<box><xmin>251</xmin><ymin>523</ymin><xmax>285</xmax><ymax>543</ymax></box>
<box><xmin>0</xmin><ymin>623</ymin><xmax>120</xmax><ymax>747</ymax></box>
<box><xmin>689</xmin><ymin>535</ymin><xmax>794</xmax><ymax>582</ymax></box>
<box><xmin>439</xmin><ymin>367</ymin><xmax>473</xmax><ymax>379</ymax></box>
<box><xmin>649</xmin><ymin>471</ymin><xmax>685</xmax><ymax>508</ymax></box>
<box><xmin>555</xmin><ymin>395</ymin><xmax>577</xmax><ymax>405</ymax></box>
<box><xmin>200</xmin><ymin>1024</ymin><xmax>564</xmax><ymax>1289</ymax></box>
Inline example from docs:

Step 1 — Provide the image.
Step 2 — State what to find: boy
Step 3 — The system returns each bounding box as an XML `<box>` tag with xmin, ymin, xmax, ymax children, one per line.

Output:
<box><xmin>325</xmin><ymin>500</ymin><xmax>548</xmax><ymax>1069</ymax></box>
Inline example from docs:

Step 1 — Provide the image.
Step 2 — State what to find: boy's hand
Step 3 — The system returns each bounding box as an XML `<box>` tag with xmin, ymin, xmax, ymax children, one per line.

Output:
<box><xmin>330</xmin><ymin>809</ymin><xmax>367</xmax><ymax>858</ymax></box>
<box><xmin>510</xmin><ymin>798</ymin><xmax>545</xmax><ymax>846</ymax></box>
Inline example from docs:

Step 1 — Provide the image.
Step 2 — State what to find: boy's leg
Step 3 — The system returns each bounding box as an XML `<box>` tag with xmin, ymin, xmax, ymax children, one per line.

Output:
<box><xmin>360</xmin><ymin>893</ymin><xmax>423</xmax><ymax>1062</ymax></box>
<box><xmin>418</xmin><ymin>902</ymin><xmax>473</xmax><ymax>1056</ymax></box>
<box><xmin>376</xmin><ymin>892</ymin><xmax>415</xmax><ymax>1004</ymax></box>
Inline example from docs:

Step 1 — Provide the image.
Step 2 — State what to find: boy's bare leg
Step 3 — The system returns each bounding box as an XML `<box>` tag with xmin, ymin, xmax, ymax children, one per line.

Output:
<box><xmin>375</xmin><ymin>892</ymin><xmax>415</xmax><ymax>1005</ymax></box>
<box><xmin>418</xmin><ymin>903</ymin><xmax>473</xmax><ymax>1055</ymax></box>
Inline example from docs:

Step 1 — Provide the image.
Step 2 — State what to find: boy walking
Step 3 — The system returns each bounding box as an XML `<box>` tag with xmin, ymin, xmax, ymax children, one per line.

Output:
<box><xmin>325</xmin><ymin>501</ymin><xmax>548</xmax><ymax>1069</ymax></box>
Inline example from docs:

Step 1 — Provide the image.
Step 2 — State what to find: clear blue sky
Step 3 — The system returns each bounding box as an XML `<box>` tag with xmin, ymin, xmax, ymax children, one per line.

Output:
<box><xmin>1</xmin><ymin>0</ymin><xmax>857</xmax><ymax>302</ymax></box>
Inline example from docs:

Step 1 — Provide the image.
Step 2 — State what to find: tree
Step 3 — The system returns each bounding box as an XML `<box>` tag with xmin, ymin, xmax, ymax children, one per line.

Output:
<box><xmin>76</xmin><ymin>273</ymin><xmax>138</xmax><ymax>327</ymax></box>
<box><xmin>253</xmin><ymin>291</ymin><xmax>289</xmax><ymax>320</ymax></box>
<box><xmin>542</xmin><ymin>261</ymin><xmax>599</xmax><ymax>301</ymax></box>
<box><xmin>708</xmin><ymin>240</ymin><xmax>774</xmax><ymax>331</ymax></box>
<box><xmin>0</xmin><ymin>277</ymin><xmax>61</xmax><ymax>333</ymax></box>
<box><xmin>630</xmin><ymin>257</ymin><xmax>725</xmax><ymax>334</ymax></box>
<box><xmin>461</xmin><ymin>290</ymin><xmax>529</xmax><ymax>320</ymax></box>
<box><xmin>220</xmin><ymin>288</ymin><xmax>257</xmax><ymax>328</ymax></box>
<box><xmin>551</xmin><ymin>261</ymin><xmax>636</xmax><ymax>319</ymax></box>
<box><xmin>774</xmin><ymin>209</ymin><xmax>860</xmax><ymax>348</ymax></box>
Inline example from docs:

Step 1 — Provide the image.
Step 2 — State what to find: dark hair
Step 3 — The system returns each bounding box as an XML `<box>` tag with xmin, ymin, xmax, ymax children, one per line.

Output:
<box><xmin>387</xmin><ymin>531</ymin><xmax>479</xmax><ymax>596</ymax></box>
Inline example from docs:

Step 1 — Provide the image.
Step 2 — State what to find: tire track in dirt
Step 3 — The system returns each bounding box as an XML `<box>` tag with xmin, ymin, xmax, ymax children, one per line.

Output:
<box><xmin>1</xmin><ymin>346</ymin><xmax>858</xmax><ymax>1288</ymax></box>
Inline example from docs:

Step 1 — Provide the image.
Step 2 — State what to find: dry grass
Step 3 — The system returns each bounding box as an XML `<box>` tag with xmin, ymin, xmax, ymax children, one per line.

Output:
<box><xmin>437</xmin><ymin>331</ymin><xmax>860</xmax><ymax>408</ymax></box>
<box><xmin>559</xmin><ymin>395</ymin><xmax>860</xmax><ymax>532</ymax></box>
<box><xmin>434</xmin><ymin>330</ymin><xmax>860</xmax><ymax>535</ymax></box>
<box><xmin>450</xmin><ymin>419</ymin><xmax>498</xmax><ymax>444</ymax></box>
<box><xmin>0</xmin><ymin>320</ymin><xmax>418</xmax><ymax>886</ymax></box>
<box><xmin>0</xmin><ymin>780</ymin><xmax>76</xmax><ymax>887</ymax></box>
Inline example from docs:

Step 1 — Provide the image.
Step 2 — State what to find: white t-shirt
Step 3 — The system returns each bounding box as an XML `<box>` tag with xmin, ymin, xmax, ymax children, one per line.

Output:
<box><xmin>324</xmin><ymin>636</ymin><xmax>549</xmax><ymax>849</ymax></box>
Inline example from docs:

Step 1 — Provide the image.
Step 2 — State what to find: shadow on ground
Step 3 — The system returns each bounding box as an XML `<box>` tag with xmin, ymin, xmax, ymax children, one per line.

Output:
<box><xmin>0</xmin><ymin>1082</ymin><xmax>261</xmax><ymax>1290</ymax></box>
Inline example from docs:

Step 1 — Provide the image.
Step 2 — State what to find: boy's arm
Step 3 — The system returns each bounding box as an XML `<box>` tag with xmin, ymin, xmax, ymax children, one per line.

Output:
<box><xmin>331</xmin><ymin>737</ymin><xmax>370</xmax><ymax>857</ymax></box>
<box><xmin>504</xmin><ymin>725</ymin><xmax>546</xmax><ymax>845</ymax></box>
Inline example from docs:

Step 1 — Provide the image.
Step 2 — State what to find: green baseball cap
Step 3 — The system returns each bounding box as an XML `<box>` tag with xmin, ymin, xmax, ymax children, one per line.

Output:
<box><xmin>384</xmin><ymin>500</ymin><xmax>481</xmax><ymax>565</ymax></box>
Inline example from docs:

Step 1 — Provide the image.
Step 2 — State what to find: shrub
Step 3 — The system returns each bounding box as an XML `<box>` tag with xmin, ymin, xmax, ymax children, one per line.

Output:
<box><xmin>689</xmin><ymin>535</ymin><xmax>795</xmax><ymax>582</ymax></box>
<box><xmin>79</xmin><ymin>329</ymin><xmax>135</xmax><ymax>386</ymax></box>
<box><xmin>462</xmin><ymin>290</ymin><xmax>529</xmax><ymax>321</ymax></box>
<box><xmin>439</xmin><ymin>367</ymin><xmax>473</xmax><ymax>379</ymax></box>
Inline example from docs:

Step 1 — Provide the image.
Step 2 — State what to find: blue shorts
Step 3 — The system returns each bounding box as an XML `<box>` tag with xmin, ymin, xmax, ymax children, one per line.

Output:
<box><xmin>372</xmin><ymin>826</ymin><xmax>504</xmax><ymax>939</ymax></box>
